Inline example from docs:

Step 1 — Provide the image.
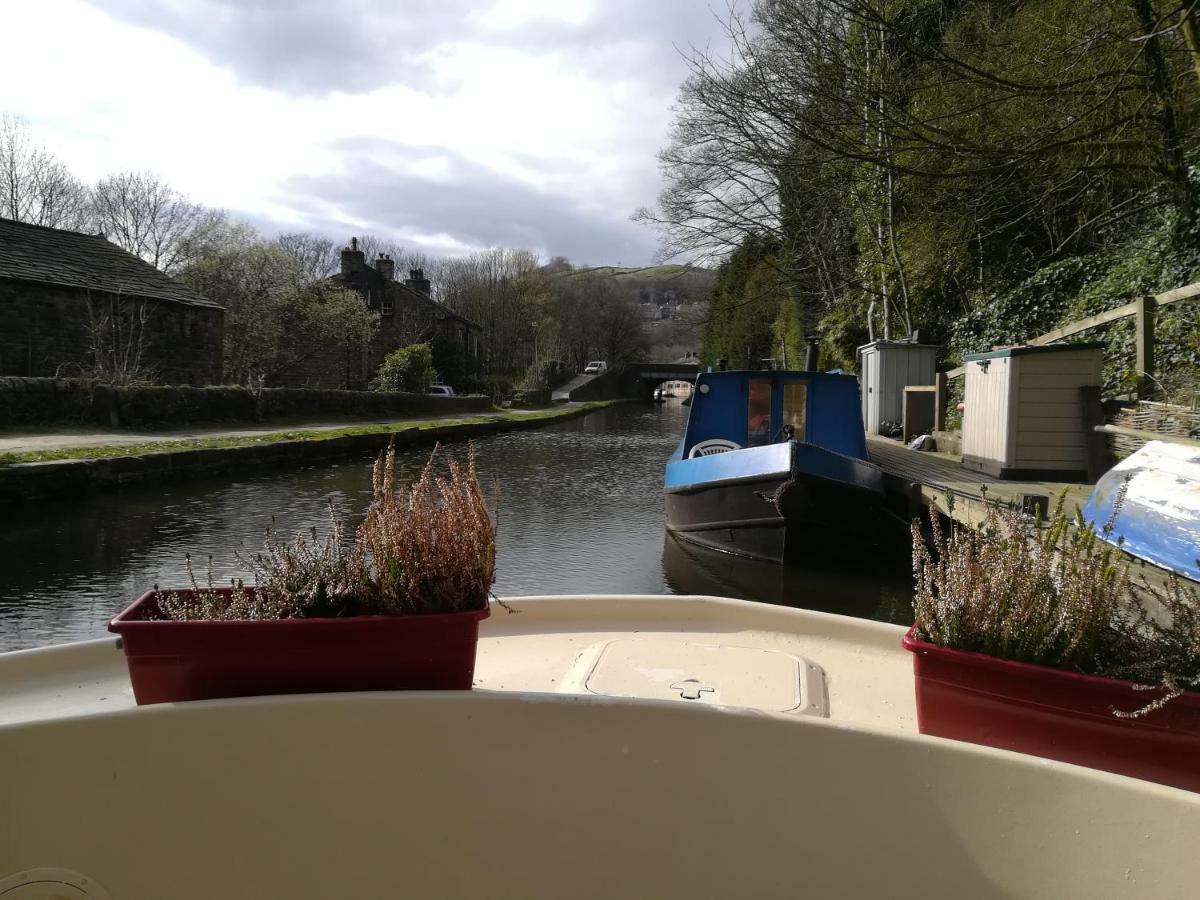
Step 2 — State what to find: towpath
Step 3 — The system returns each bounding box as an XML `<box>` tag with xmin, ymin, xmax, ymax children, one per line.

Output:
<box><xmin>0</xmin><ymin>410</ymin><xmax>510</xmax><ymax>455</ymax></box>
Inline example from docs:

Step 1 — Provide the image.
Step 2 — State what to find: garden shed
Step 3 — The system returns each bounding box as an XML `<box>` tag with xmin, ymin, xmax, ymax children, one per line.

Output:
<box><xmin>857</xmin><ymin>339</ymin><xmax>939</xmax><ymax>435</ymax></box>
<box><xmin>961</xmin><ymin>343</ymin><xmax>1103</xmax><ymax>480</ymax></box>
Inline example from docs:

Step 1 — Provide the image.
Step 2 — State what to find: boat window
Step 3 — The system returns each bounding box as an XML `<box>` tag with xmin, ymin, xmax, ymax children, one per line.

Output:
<box><xmin>747</xmin><ymin>380</ymin><xmax>772</xmax><ymax>446</ymax></box>
<box><xmin>783</xmin><ymin>381</ymin><xmax>807</xmax><ymax>439</ymax></box>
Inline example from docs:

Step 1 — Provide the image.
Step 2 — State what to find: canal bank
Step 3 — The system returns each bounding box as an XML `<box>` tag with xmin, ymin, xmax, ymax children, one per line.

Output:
<box><xmin>0</xmin><ymin>401</ymin><xmax>621</xmax><ymax>503</ymax></box>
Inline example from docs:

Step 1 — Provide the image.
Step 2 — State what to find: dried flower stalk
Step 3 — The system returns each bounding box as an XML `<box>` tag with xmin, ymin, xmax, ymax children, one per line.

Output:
<box><xmin>152</xmin><ymin>440</ymin><xmax>496</xmax><ymax>620</ymax></box>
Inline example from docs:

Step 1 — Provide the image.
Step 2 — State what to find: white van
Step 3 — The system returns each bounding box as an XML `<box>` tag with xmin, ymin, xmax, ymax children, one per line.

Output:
<box><xmin>584</xmin><ymin>361</ymin><xmax>608</xmax><ymax>375</ymax></box>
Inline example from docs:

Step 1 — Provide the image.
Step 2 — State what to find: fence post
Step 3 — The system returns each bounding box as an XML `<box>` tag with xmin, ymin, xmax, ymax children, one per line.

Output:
<box><xmin>1135</xmin><ymin>295</ymin><xmax>1156</xmax><ymax>398</ymax></box>
<box><xmin>934</xmin><ymin>370</ymin><xmax>947</xmax><ymax>431</ymax></box>
<box><xmin>1079</xmin><ymin>385</ymin><xmax>1109</xmax><ymax>482</ymax></box>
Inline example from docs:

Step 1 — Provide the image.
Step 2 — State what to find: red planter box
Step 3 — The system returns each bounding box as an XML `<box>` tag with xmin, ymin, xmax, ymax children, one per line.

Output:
<box><xmin>109</xmin><ymin>589</ymin><xmax>490</xmax><ymax>705</ymax></box>
<box><xmin>903</xmin><ymin>627</ymin><xmax>1200</xmax><ymax>792</ymax></box>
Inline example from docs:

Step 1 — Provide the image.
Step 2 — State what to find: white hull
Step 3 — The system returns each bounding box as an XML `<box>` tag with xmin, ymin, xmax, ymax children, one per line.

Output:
<box><xmin>3</xmin><ymin>595</ymin><xmax>1199</xmax><ymax>898</ymax></box>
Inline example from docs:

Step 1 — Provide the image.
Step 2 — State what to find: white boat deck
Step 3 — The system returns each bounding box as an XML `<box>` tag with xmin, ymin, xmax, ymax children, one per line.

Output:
<box><xmin>7</xmin><ymin>597</ymin><xmax>1200</xmax><ymax>899</ymax></box>
<box><xmin>0</xmin><ymin>594</ymin><xmax>916</xmax><ymax>734</ymax></box>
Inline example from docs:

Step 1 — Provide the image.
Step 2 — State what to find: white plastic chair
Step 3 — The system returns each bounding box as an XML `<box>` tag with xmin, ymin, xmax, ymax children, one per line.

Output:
<box><xmin>688</xmin><ymin>439</ymin><xmax>742</xmax><ymax>458</ymax></box>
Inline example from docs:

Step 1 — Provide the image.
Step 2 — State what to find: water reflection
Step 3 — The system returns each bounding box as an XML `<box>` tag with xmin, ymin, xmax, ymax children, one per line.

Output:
<box><xmin>661</xmin><ymin>532</ymin><xmax>912</xmax><ymax>624</ymax></box>
<box><xmin>0</xmin><ymin>399</ymin><xmax>913</xmax><ymax>651</ymax></box>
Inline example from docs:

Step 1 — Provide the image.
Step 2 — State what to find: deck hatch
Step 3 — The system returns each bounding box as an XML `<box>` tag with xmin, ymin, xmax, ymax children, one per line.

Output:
<box><xmin>579</xmin><ymin>638</ymin><xmax>828</xmax><ymax>717</ymax></box>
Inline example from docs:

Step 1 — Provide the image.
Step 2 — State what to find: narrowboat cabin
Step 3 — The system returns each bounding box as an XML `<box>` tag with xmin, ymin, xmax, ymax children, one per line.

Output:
<box><xmin>664</xmin><ymin>370</ymin><xmax>884</xmax><ymax>564</ymax></box>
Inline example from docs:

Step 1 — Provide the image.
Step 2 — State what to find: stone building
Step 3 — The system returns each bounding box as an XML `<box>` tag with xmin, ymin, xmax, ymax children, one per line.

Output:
<box><xmin>0</xmin><ymin>217</ymin><xmax>224</xmax><ymax>385</ymax></box>
<box><xmin>276</xmin><ymin>239</ymin><xmax>481</xmax><ymax>389</ymax></box>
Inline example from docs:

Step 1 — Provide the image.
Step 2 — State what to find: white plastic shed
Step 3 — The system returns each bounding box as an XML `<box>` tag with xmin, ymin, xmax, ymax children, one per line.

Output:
<box><xmin>857</xmin><ymin>340</ymin><xmax>939</xmax><ymax>435</ymax></box>
<box><xmin>961</xmin><ymin>343</ymin><xmax>1103</xmax><ymax>479</ymax></box>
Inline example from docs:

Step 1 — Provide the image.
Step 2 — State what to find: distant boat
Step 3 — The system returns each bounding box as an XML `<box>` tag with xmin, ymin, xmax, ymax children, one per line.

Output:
<box><xmin>1083</xmin><ymin>440</ymin><xmax>1200</xmax><ymax>581</ymax></box>
<box><xmin>652</xmin><ymin>387</ymin><xmax>666</xmax><ymax>403</ymax></box>
<box><xmin>664</xmin><ymin>369</ymin><xmax>884</xmax><ymax>565</ymax></box>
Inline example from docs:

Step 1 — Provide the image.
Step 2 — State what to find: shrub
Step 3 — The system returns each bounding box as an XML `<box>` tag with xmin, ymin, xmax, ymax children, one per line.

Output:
<box><xmin>370</xmin><ymin>342</ymin><xmax>435</xmax><ymax>393</ymax></box>
<box><xmin>912</xmin><ymin>488</ymin><xmax>1200</xmax><ymax>716</ymax></box>
<box><xmin>356</xmin><ymin>442</ymin><xmax>495</xmax><ymax>613</ymax></box>
<box><xmin>154</xmin><ymin>442</ymin><xmax>496</xmax><ymax>619</ymax></box>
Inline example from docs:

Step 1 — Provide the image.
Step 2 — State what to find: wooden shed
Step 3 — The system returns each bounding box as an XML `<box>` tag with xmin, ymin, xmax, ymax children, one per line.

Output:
<box><xmin>961</xmin><ymin>343</ymin><xmax>1103</xmax><ymax>480</ymax></box>
<box><xmin>857</xmin><ymin>340</ymin><xmax>939</xmax><ymax>435</ymax></box>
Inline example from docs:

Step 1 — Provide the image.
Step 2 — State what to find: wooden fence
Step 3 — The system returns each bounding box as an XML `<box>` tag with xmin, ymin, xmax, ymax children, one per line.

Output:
<box><xmin>944</xmin><ymin>281</ymin><xmax>1200</xmax><ymax>398</ymax></box>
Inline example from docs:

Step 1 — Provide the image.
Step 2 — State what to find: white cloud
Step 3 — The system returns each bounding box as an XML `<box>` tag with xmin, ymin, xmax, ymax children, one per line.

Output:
<box><xmin>1</xmin><ymin>0</ymin><xmax>729</xmax><ymax>262</ymax></box>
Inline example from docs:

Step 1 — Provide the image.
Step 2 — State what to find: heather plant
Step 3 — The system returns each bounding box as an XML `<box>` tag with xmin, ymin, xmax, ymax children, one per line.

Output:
<box><xmin>153</xmin><ymin>441</ymin><xmax>496</xmax><ymax>620</ymax></box>
<box><xmin>155</xmin><ymin>511</ymin><xmax>366</xmax><ymax>620</ymax></box>
<box><xmin>913</xmin><ymin>486</ymin><xmax>1200</xmax><ymax>716</ymax></box>
<box><xmin>356</xmin><ymin>441</ymin><xmax>496</xmax><ymax>613</ymax></box>
<box><xmin>912</xmin><ymin>490</ymin><xmax>1131</xmax><ymax>672</ymax></box>
<box><xmin>1110</xmin><ymin>573</ymin><xmax>1200</xmax><ymax>717</ymax></box>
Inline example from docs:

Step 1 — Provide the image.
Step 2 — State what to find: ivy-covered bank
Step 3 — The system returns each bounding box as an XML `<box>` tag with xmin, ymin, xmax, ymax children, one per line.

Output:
<box><xmin>952</xmin><ymin>216</ymin><xmax>1200</xmax><ymax>397</ymax></box>
<box><xmin>702</xmin><ymin>214</ymin><xmax>1200</xmax><ymax>400</ymax></box>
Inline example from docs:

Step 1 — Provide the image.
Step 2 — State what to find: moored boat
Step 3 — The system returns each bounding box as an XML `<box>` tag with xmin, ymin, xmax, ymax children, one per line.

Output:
<box><xmin>664</xmin><ymin>369</ymin><xmax>884</xmax><ymax>564</ymax></box>
<box><xmin>2</xmin><ymin>594</ymin><xmax>1199</xmax><ymax>898</ymax></box>
<box><xmin>1083</xmin><ymin>439</ymin><xmax>1200</xmax><ymax>581</ymax></box>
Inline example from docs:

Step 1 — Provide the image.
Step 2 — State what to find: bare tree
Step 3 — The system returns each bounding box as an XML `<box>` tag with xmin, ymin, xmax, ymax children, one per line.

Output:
<box><xmin>80</xmin><ymin>291</ymin><xmax>156</xmax><ymax>385</ymax></box>
<box><xmin>90</xmin><ymin>171</ymin><xmax>220</xmax><ymax>273</ymax></box>
<box><xmin>276</xmin><ymin>232</ymin><xmax>340</xmax><ymax>284</ymax></box>
<box><xmin>0</xmin><ymin>114</ymin><xmax>90</xmax><ymax>229</ymax></box>
<box><xmin>642</xmin><ymin>0</ymin><xmax>1198</xmax><ymax>339</ymax></box>
<box><xmin>181</xmin><ymin>233</ymin><xmax>377</xmax><ymax>385</ymax></box>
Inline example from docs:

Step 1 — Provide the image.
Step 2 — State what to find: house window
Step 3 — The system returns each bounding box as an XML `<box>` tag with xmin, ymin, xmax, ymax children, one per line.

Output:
<box><xmin>381</xmin><ymin>295</ymin><xmax>394</xmax><ymax>316</ymax></box>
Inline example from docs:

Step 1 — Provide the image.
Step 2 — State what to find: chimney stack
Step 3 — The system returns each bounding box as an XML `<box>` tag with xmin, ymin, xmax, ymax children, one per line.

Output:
<box><xmin>340</xmin><ymin>237</ymin><xmax>365</xmax><ymax>276</ymax></box>
<box><xmin>376</xmin><ymin>254</ymin><xmax>395</xmax><ymax>281</ymax></box>
<box><xmin>404</xmin><ymin>267</ymin><xmax>431</xmax><ymax>297</ymax></box>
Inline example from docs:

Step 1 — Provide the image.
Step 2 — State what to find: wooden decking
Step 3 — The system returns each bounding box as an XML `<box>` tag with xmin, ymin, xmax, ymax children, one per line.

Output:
<box><xmin>867</xmin><ymin>435</ymin><xmax>1092</xmax><ymax>528</ymax></box>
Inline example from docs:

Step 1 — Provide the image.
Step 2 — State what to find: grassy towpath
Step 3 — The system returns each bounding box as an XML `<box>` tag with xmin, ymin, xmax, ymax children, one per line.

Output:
<box><xmin>0</xmin><ymin>403</ymin><xmax>614</xmax><ymax>466</ymax></box>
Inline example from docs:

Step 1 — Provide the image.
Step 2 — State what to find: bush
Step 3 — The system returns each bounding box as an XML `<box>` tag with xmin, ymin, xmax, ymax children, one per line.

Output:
<box><xmin>154</xmin><ymin>443</ymin><xmax>496</xmax><ymax>619</ymax></box>
<box><xmin>370</xmin><ymin>343</ymin><xmax>435</xmax><ymax>393</ymax></box>
<box><xmin>912</xmin><ymin>489</ymin><xmax>1200</xmax><ymax>716</ymax></box>
<box><xmin>522</xmin><ymin>357</ymin><xmax>570</xmax><ymax>389</ymax></box>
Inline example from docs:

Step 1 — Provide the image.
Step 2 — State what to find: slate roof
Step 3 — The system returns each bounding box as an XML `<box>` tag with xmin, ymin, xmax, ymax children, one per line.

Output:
<box><xmin>0</xmin><ymin>217</ymin><xmax>221</xmax><ymax>309</ymax></box>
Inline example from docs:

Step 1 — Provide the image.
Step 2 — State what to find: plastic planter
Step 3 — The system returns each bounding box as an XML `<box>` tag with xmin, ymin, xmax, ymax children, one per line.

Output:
<box><xmin>109</xmin><ymin>589</ymin><xmax>490</xmax><ymax>705</ymax></box>
<box><xmin>902</xmin><ymin>626</ymin><xmax>1200</xmax><ymax>792</ymax></box>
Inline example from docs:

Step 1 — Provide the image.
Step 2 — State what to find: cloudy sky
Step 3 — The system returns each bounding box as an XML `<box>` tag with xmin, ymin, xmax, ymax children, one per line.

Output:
<box><xmin>1</xmin><ymin>0</ymin><xmax>732</xmax><ymax>265</ymax></box>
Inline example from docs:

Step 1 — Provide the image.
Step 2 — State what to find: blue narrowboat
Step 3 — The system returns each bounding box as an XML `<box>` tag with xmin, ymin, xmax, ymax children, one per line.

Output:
<box><xmin>664</xmin><ymin>369</ymin><xmax>884</xmax><ymax>564</ymax></box>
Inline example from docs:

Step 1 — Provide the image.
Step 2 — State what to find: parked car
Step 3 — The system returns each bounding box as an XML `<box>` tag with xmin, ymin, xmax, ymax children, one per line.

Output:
<box><xmin>584</xmin><ymin>361</ymin><xmax>608</xmax><ymax>375</ymax></box>
<box><xmin>427</xmin><ymin>384</ymin><xmax>455</xmax><ymax>397</ymax></box>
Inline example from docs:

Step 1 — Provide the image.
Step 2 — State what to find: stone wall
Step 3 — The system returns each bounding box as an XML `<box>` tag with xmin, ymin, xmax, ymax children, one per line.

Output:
<box><xmin>0</xmin><ymin>377</ymin><xmax>96</xmax><ymax>426</ymax></box>
<box><xmin>0</xmin><ymin>377</ymin><xmax>493</xmax><ymax>429</ymax></box>
<box><xmin>0</xmin><ymin>280</ymin><xmax>223</xmax><ymax>385</ymax></box>
<box><xmin>565</xmin><ymin>370</ymin><xmax>627</xmax><ymax>401</ymax></box>
<box><xmin>269</xmin><ymin>336</ymin><xmax>363</xmax><ymax>390</ymax></box>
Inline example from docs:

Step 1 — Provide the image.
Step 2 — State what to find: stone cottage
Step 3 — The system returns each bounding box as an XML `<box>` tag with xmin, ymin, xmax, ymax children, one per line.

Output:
<box><xmin>277</xmin><ymin>238</ymin><xmax>481</xmax><ymax>389</ymax></box>
<box><xmin>0</xmin><ymin>217</ymin><xmax>224</xmax><ymax>385</ymax></box>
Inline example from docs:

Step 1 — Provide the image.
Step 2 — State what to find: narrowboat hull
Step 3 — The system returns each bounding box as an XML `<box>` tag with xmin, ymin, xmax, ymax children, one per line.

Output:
<box><xmin>665</xmin><ymin>442</ymin><xmax>885</xmax><ymax>565</ymax></box>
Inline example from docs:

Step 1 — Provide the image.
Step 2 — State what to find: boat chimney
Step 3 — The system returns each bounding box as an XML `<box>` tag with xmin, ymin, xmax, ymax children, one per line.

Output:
<box><xmin>717</xmin><ymin>358</ymin><xmax>728</xmax><ymax>372</ymax></box>
<box><xmin>804</xmin><ymin>339</ymin><xmax>820</xmax><ymax>372</ymax></box>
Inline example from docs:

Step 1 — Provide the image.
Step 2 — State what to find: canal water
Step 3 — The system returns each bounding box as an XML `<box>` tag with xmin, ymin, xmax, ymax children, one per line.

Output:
<box><xmin>0</xmin><ymin>402</ymin><xmax>913</xmax><ymax>652</ymax></box>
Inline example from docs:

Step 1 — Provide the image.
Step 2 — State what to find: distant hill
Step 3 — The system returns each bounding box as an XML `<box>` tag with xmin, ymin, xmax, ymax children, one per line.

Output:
<box><xmin>552</xmin><ymin>264</ymin><xmax>714</xmax><ymax>362</ymax></box>
<box><xmin>562</xmin><ymin>264</ymin><xmax>715</xmax><ymax>289</ymax></box>
<box><xmin>558</xmin><ymin>264</ymin><xmax>715</xmax><ymax>307</ymax></box>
